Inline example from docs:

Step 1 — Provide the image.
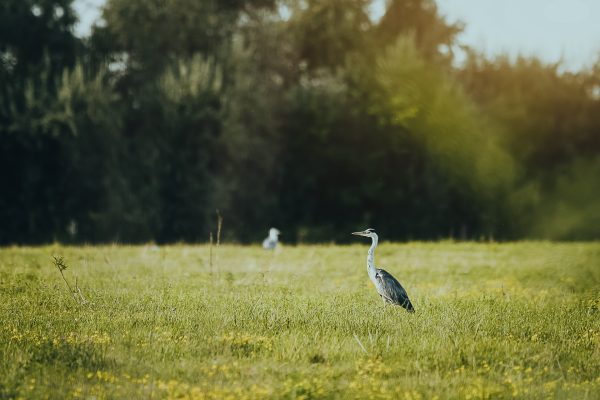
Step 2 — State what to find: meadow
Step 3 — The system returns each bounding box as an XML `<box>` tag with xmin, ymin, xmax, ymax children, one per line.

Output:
<box><xmin>1</xmin><ymin>242</ymin><xmax>599</xmax><ymax>399</ymax></box>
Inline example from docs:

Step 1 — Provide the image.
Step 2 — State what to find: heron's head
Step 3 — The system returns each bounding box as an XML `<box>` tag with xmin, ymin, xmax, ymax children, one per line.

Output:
<box><xmin>269</xmin><ymin>228</ymin><xmax>281</xmax><ymax>237</ymax></box>
<box><xmin>352</xmin><ymin>228</ymin><xmax>376</xmax><ymax>238</ymax></box>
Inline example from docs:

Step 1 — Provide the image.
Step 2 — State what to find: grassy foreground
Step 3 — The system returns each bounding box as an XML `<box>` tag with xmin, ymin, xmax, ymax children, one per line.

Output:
<box><xmin>1</xmin><ymin>242</ymin><xmax>599</xmax><ymax>399</ymax></box>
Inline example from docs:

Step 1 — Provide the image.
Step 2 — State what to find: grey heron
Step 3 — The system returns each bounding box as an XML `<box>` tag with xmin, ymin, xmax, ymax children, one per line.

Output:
<box><xmin>262</xmin><ymin>228</ymin><xmax>281</xmax><ymax>250</ymax></box>
<box><xmin>352</xmin><ymin>228</ymin><xmax>415</xmax><ymax>312</ymax></box>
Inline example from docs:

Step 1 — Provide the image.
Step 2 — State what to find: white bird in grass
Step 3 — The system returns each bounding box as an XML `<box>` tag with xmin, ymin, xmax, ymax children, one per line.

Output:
<box><xmin>352</xmin><ymin>228</ymin><xmax>415</xmax><ymax>312</ymax></box>
<box><xmin>262</xmin><ymin>228</ymin><xmax>281</xmax><ymax>250</ymax></box>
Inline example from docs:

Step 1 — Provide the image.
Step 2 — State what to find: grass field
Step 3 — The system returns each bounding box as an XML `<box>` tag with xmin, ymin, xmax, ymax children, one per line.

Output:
<box><xmin>1</xmin><ymin>242</ymin><xmax>599</xmax><ymax>399</ymax></box>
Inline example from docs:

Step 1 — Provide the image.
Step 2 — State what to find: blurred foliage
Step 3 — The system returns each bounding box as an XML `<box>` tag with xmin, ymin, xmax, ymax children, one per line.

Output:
<box><xmin>362</xmin><ymin>35</ymin><xmax>516</xmax><ymax>237</ymax></box>
<box><xmin>529</xmin><ymin>157</ymin><xmax>600</xmax><ymax>240</ymax></box>
<box><xmin>0</xmin><ymin>0</ymin><xmax>599</xmax><ymax>243</ymax></box>
<box><xmin>376</xmin><ymin>0</ymin><xmax>462</xmax><ymax>63</ymax></box>
<box><xmin>288</xmin><ymin>0</ymin><xmax>371</xmax><ymax>71</ymax></box>
<box><xmin>458</xmin><ymin>52</ymin><xmax>600</xmax><ymax>239</ymax></box>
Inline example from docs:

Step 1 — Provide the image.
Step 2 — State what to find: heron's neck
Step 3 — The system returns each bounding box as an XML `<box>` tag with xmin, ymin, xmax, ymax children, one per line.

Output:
<box><xmin>367</xmin><ymin>235</ymin><xmax>378</xmax><ymax>278</ymax></box>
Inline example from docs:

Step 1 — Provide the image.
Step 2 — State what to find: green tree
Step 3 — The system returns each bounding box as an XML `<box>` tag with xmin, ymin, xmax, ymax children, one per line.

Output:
<box><xmin>287</xmin><ymin>0</ymin><xmax>371</xmax><ymax>71</ymax></box>
<box><xmin>375</xmin><ymin>0</ymin><xmax>462</xmax><ymax>63</ymax></box>
<box><xmin>459</xmin><ymin>53</ymin><xmax>600</xmax><ymax>239</ymax></box>
<box><xmin>0</xmin><ymin>0</ymin><xmax>82</xmax><ymax>243</ymax></box>
<box><xmin>0</xmin><ymin>0</ymin><xmax>79</xmax><ymax>78</ymax></box>
<box><xmin>94</xmin><ymin>0</ymin><xmax>276</xmax><ymax>81</ymax></box>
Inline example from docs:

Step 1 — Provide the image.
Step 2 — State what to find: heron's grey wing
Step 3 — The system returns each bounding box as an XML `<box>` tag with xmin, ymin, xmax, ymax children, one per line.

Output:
<box><xmin>262</xmin><ymin>238</ymin><xmax>276</xmax><ymax>249</ymax></box>
<box><xmin>375</xmin><ymin>268</ymin><xmax>415</xmax><ymax>312</ymax></box>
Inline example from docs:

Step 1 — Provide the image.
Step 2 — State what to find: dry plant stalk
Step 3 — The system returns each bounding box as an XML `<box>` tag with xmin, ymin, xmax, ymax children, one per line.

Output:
<box><xmin>214</xmin><ymin>210</ymin><xmax>223</xmax><ymax>277</ymax></box>
<box><xmin>353</xmin><ymin>333</ymin><xmax>368</xmax><ymax>355</ymax></box>
<box><xmin>74</xmin><ymin>276</ymin><xmax>88</xmax><ymax>304</ymax></box>
<box><xmin>53</xmin><ymin>256</ymin><xmax>87</xmax><ymax>304</ymax></box>
<box><xmin>216</xmin><ymin>209</ymin><xmax>223</xmax><ymax>246</ymax></box>
<box><xmin>208</xmin><ymin>210</ymin><xmax>223</xmax><ymax>277</ymax></box>
<box><xmin>209</xmin><ymin>232</ymin><xmax>213</xmax><ymax>275</ymax></box>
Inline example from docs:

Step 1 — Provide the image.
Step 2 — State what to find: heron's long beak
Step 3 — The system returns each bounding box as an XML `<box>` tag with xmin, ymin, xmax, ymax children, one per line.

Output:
<box><xmin>352</xmin><ymin>231</ymin><xmax>367</xmax><ymax>236</ymax></box>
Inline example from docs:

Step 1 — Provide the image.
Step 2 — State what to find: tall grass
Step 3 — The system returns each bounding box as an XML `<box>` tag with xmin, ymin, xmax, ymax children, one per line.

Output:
<box><xmin>0</xmin><ymin>242</ymin><xmax>599</xmax><ymax>399</ymax></box>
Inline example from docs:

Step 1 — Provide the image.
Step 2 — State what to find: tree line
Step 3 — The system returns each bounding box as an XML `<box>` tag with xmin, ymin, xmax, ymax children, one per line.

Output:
<box><xmin>1</xmin><ymin>0</ymin><xmax>599</xmax><ymax>244</ymax></box>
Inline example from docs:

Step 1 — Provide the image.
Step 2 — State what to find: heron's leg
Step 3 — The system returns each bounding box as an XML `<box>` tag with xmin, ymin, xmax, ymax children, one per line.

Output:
<box><xmin>380</xmin><ymin>295</ymin><xmax>387</xmax><ymax>306</ymax></box>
